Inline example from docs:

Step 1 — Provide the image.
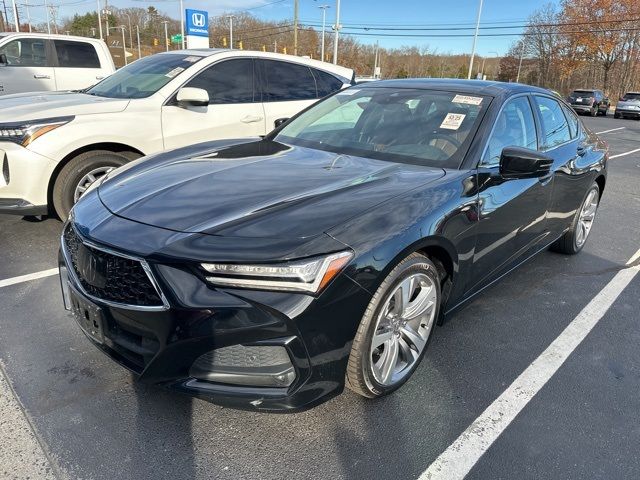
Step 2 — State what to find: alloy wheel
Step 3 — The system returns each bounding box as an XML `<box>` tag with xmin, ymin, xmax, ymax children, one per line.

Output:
<box><xmin>575</xmin><ymin>187</ymin><xmax>599</xmax><ymax>249</ymax></box>
<box><xmin>74</xmin><ymin>166</ymin><xmax>116</xmax><ymax>202</ymax></box>
<box><xmin>370</xmin><ymin>272</ymin><xmax>438</xmax><ymax>386</ymax></box>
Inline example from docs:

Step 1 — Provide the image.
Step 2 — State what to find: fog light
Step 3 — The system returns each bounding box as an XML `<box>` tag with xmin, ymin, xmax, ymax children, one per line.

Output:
<box><xmin>190</xmin><ymin>344</ymin><xmax>296</xmax><ymax>388</ymax></box>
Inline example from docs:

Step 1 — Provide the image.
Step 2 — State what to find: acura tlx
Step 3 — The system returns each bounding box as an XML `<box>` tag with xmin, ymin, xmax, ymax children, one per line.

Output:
<box><xmin>59</xmin><ymin>80</ymin><xmax>607</xmax><ymax>412</ymax></box>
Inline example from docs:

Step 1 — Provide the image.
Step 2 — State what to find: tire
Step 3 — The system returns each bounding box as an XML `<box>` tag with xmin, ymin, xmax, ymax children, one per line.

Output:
<box><xmin>52</xmin><ymin>150</ymin><xmax>139</xmax><ymax>221</ymax></box>
<box><xmin>590</xmin><ymin>106</ymin><xmax>597</xmax><ymax>117</ymax></box>
<box><xmin>346</xmin><ymin>253</ymin><xmax>441</xmax><ymax>398</ymax></box>
<box><xmin>614</xmin><ymin>111</ymin><xmax>620</xmax><ymax>119</ymax></box>
<box><xmin>551</xmin><ymin>183</ymin><xmax>600</xmax><ymax>255</ymax></box>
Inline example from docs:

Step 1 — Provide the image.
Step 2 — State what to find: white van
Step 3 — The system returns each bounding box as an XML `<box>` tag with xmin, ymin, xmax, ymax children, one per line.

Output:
<box><xmin>0</xmin><ymin>32</ymin><xmax>115</xmax><ymax>95</ymax></box>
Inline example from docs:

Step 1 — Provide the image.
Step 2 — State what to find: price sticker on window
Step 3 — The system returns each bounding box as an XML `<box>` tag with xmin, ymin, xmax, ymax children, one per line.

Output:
<box><xmin>440</xmin><ymin>113</ymin><xmax>466</xmax><ymax>130</ymax></box>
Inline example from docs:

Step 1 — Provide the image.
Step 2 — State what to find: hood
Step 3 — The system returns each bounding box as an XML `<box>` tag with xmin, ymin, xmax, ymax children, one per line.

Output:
<box><xmin>98</xmin><ymin>140</ymin><xmax>445</xmax><ymax>239</ymax></box>
<box><xmin>0</xmin><ymin>92</ymin><xmax>129</xmax><ymax>122</ymax></box>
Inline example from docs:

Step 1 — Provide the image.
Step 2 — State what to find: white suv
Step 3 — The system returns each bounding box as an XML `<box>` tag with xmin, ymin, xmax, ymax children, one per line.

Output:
<box><xmin>0</xmin><ymin>32</ymin><xmax>115</xmax><ymax>95</ymax></box>
<box><xmin>0</xmin><ymin>49</ymin><xmax>353</xmax><ymax>219</ymax></box>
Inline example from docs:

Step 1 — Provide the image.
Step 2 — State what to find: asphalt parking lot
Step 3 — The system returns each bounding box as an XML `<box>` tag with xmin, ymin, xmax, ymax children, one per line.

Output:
<box><xmin>1</xmin><ymin>115</ymin><xmax>639</xmax><ymax>480</ymax></box>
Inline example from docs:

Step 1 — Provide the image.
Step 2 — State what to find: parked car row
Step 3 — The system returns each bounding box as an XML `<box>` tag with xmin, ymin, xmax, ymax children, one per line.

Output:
<box><xmin>0</xmin><ymin>48</ymin><xmax>354</xmax><ymax>219</ymax></box>
<box><xmin>565</xmin><ymin>87</ymin><xmax>640</xmax><ymax>120</ymax></box>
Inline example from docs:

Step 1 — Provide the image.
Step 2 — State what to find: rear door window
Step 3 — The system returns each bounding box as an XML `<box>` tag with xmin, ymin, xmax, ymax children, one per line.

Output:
<box><xmin>184</xmin><ymin>58</ymin><xmax>255</xmax><ymax>104</ymax></box>
<box><xmin>0</xmin><ymin>38</ymin><xmax>48</xmax><ymax>66</ymax></box>
<box><xmin>312</xmin><ymin>69</ymin><xmax>344</xmax><ymax>97</ymax></box>
<box><xmin>54</xmin><ymin>40</ymin><xmax>100</xmax><ymax>68</ymax></box>
<box><xmin>534</xmin><ymin>96</ymin><xmax>572</xmax><ymax>149</ymax></box>
<box><xmin>561</xmin><ymin>104</ymin><xmax>579</xmax><ymax>139</ymax></box>
<box><xmin>260</xmin><ymin>59</ymin><xmax>317</xmax><ymax>102</ymax></box>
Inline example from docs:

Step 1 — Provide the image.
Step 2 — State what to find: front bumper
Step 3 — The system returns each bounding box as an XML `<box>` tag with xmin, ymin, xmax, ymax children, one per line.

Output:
<box><xmin>59</xmin><ymin>201</ymin><xmax>371</xmax><ymax>412</ymax></box>
<box><xmin>0</xmin><ymin>143</ymin><xmax>55</xmax><ymax>214</ymax></box>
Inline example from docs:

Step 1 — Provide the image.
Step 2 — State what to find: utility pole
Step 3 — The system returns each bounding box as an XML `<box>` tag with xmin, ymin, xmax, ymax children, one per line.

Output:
<box><xmin>44</xmin><ymin>0</ymin><xmax>50</xmax><ymax>33</ymax></box>
<box><xmin>121</xmin><ymin>26</ymin><xmax>127</xmax><ymax>64</ymax></box>
<box><xmin>104</xmin><ymin>0</ymin><xmax>109</xmax><ymax>40</ymax></box>
<box><xmin>179</xmin><ymin>0</ymin><xmax>185</xmax><ymax>49</ymax></box>
<box><xmin>11</xmin><ymin>0</ymin><xmax>18</xmax><ymax>31</ymax></box>
<box><xmin>227</xmin><ymin>15</ymin><xmax>234</xmax><ymax>49</ymax></box>
<box><xmin>162</xmin><ymin>20</ymin><xmax>169</xmax><ymax>52</ymax></box>
<box><xmin>97</xmin><ymin>0</ymin><xmax>103</xmax><ymax>39</ymax></box>
<box><xmin>516</xmin><ymin>41</ymin><xmax>525</xmax><ymax>83</ymax></box>
<box><xmin>332</xmin><ymin>0</ymin><xmax>341</xmax><ymax>64</ymax></box>
<box><xmin>136</xmin><ymin>24</ymin><xmax>141</xmax><ymax>59</ymax></box>
<box><xmin>293</xmin><ymin>0</ymin><xmax>299</xmax><ymax>55</ymax></box>
<box><xmin>318</xmin><ymin>4</ymin><xmax>329</xmax><ymax>62</ymax></box>
<box><xmin>25</xmin><ymin>0</ymin><xmax>31</xmax><ymax>32</ymax></box>
<box><xmin>467</xmin><ymin>0</ymin><xmax>483</xmax><ymax>80</ymax></box>
<box><xmin>373</xmin><ymin>40</ymin><xmax>379</xmax><ymax>78</ymax></box>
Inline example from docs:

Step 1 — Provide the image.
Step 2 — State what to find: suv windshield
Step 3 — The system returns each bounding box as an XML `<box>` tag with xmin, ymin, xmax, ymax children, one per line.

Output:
<box><xmin>622</xmin><ymin>93</ymin><xmax>640</xmax><ymax>102</ymax></box>
<box><xmin>275</xmin><ymin>87</ymin><xmax>488</xmax><ymax>168</ymax></box>
<box><xmin>86</xmin><ymin>53</ymin><xmax>203</xmax><ymax>99</ymax></box>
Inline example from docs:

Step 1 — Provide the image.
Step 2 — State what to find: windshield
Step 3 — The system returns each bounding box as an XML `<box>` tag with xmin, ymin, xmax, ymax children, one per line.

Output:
<box><xmin>275</xmin><ymin>87</ymin><xmax>489</xmax><ymax>168</ymax></box>
<box><xmin>622</xmin><ymin>93</ymin><xmax>640</xmax><ymax>102</ymax></box>
<box><xmin>86</xmin><ymin>53</ymin><xmax>203</xmax><ymax>99</ymax></box>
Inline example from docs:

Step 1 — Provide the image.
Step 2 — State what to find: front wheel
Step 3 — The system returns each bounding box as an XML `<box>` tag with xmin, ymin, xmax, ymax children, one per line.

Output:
<box><xmin>52</xmin><ymin>150</ymin><xmax>139</xmax><ymax>221</ymax></box>
<box><xmin>551</xmin><ymin>183</ymin><xmax>600</xmax><ymax>255</ymax></box>
<box><xmin>346</xmin><ymin>253</ymin><xmax>440</xmax><ymax>398</ymax></box>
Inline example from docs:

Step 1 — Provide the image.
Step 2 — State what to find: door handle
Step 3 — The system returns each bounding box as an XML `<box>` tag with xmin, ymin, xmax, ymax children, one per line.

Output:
<box><xmin>241</xmin><ymin>115</ymin><xmax>263</xmax><ymax>124</ymax></box>
<box><xmin>33</xmin><ymin>74</ymin><xmax>51</xmax><ymax>79</ymax></box>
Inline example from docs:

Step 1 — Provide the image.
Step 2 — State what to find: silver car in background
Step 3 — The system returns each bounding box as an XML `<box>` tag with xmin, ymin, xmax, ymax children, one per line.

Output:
<box><xmin>614</xmin><ymin>92</ymin><xmax>640</xmax><ymax>119</ymax></box>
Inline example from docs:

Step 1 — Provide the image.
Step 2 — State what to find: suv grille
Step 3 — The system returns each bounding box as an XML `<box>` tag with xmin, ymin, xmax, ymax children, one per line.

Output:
<box><xmin>63</xmin><ymin>225</ymin><xmax>164</xmax><ymax>307</ymax></box>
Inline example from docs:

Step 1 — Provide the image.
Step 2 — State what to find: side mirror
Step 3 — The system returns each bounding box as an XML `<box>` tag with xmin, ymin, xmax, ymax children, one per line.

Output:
<box><xmin>274</xmin><ymin>117</ymin><xmax>289</xmax><ymax>128</ymax></box>
<box><xmin>176</xmin><ymin>87</ymin><xmax>209</xmax><ymax>107</ymax></box>
<box><xmin>499</xmin><ymin>146</ymin><xmax>553</xmax><ymax>179</ymax></box>
<box><xmin>0</xmin><ymin>53</ymin><xmax>7</xmax><ymax>65</ymax></box>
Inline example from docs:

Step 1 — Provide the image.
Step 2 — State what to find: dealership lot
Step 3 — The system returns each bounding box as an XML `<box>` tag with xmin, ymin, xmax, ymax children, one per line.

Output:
<box><xmin>0</xmin><ymin>115</ymin><xmax>639</xmax><ymax>479</ymax></box>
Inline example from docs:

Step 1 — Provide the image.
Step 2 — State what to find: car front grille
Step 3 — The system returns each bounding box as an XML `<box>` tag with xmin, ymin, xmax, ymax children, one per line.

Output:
<box><xmin>63</xmin><ymin>225</ymin><xmax>164</xmax><ymax>308</ymax></box>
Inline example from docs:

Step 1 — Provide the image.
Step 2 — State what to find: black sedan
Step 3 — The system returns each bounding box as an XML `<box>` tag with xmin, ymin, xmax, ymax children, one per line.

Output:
<box><xmin>59</xmin><ymin>80</ymin><xmax>608</xmax><ymax>412</ymax></box>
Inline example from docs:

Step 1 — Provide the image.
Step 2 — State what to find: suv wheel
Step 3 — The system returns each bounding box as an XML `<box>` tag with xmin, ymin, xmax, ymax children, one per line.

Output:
<box><xmin>52</xmin><ymin>150</ymin><xmax>139</xmax><ymax>221</ymax></box>
<box><xmin>590</xmin><ymin>106</ymin><xmax>597</xmax><ymax>116</ymax></box>
<box><xmin>346</xmin><ymin>253</ymin><xmax>440</xmax><ymax>398</ymax></box>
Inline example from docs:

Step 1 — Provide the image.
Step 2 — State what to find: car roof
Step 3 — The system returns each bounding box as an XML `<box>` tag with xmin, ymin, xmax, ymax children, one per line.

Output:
<box><xmin>352</xmin><ymin>78</ymin><xmax>552</xmax><ymax>97</ymax></box>
<box><xmin>0</xmin><ymin>31</ymin><xmax>104</xmax><ymax>43</ymax></box>
<box><xmin>160</xmin><ymin>48</ymin><xmax>354</xmax><ymax>80</ymax></box>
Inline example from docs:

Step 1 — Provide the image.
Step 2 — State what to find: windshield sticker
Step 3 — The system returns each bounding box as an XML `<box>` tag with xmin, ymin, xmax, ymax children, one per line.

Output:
<box><xmin>183</xmin><ymin>56</ymin><xmax>201</xmax><ymax>63</ymax></box>
<box><xmin>337</xmin><ymin>89</ymin><xmax>360</xmax><ymax>95</ymax></box>
<box><xmin>452</xmin><ymin>94</ymin><xmax>483</xmax><ymax>106</ymax></box>
<box><xmin>165</xmin><ymin>67</ymin><xmax>185</xmax><ymax>78</ymax></box>
<box><xmin>440</xmin><ymin>113</ymin><xmax>466</xmax><ymax>130</ymax></box>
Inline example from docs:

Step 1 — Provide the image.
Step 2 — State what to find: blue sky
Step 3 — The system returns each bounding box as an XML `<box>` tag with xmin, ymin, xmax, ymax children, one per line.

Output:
<box><xmin>33</xmin><ymin>0</ymin><xmax>560</xmax><ymax>56</ymax></box>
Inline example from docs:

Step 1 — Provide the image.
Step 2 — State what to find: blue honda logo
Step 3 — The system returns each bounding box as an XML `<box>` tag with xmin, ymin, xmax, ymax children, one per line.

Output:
<box><xmin>192</xmin><ymin>13</ymin><xmax>205</xmax><ymax>27</ymax></box>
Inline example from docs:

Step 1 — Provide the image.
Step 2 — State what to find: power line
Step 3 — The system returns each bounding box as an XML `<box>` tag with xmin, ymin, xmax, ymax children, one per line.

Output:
<box><xmin>332</xmin><ymin>27</ymin><xmax>640</xmax><ymax>38</ymax></box>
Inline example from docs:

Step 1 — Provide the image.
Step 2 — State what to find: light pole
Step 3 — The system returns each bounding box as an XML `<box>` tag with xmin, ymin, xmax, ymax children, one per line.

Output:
<box><xmin>516</xmin><ymin>41</ymin><xmax>525</xmax><ymax>83</ymax></box>
<box><xmin>122</xmin><ymin>12</ymin><xmax>133</xmax><ymax>49</ymax></box>
<box><xmin>467</xmin><ymin>0</ymin><xmax>483</xmax><ymax>80</ymax></box>
<box><xmin>317</xmin><ymin>4</ymin><xmax>329</xmax><ymax>62</ymax></box>
<box><xmin>25</xmin><ymin>0</ymin><xmax>32</xmax><ymax>32</ymax></box>
<box><xmin>11</xmin><ymin>0</ymin><xmax>18</xmax><ymax>31</ymax></box>
<box><xmin>44</xmin><ymin>0</ymin><xmax>51</xmax><ymax>34</ymax></box>
<box><xmin>162</xmin><ymin>21</ymin><xmax>169</xmax><ymax>52</ymax></box>
<box><xmin>96</xmin><ymin>0</ymin><xmax>103</xmax><ymax>39</ymax></box>
<box><xmin>179</xmin><ymin>0</ymin><xmax>185</xmax><ymax>49</ymax></box>
<box><xmin>135</xmin><ymin>24</ymin><xmax>141</xmax><ymax>59</ymax></box>
<box><xmin>293</xmin><ymin>0</ymin><xmax>299</xmax><ymax>55</ymax></box>
<box><xmin>332</xmin><ymin>0</ymin><xmax>341</xmax><ymax>64</ymax></box>
<box><xmin>227</xmin><ymin>15</ymin><xmax>235</xmax><ymax>49</ymax></box>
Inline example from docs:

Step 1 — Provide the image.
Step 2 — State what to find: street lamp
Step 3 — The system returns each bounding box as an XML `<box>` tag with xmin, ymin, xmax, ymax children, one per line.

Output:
<box><xmin>516</xmin><ymin>41</ymin><xmax>526</xmax><ymax>83</ymax></box>
<box><xmin>135</xmin><ymin>24</ymin><xmax>141</xmax><ymax>59</ymax></box>
<box><xmin>122</xmin><ymin>12</ymin><xmax>133</xmax><ymax>50</ymax></box>
<box><xmin>317</xmin><ymin>4</ymin><xmax>330</xmax><ymax>62</ymax></box>
<box><xmin>96</xmin><ymin>0</ymin><xmax>103</xmax><ymax>39</ymax></box>
<box><xmin>227</xmin><ymin>15</ymin><xmax>235</xmax><ymax>49</ymax></box>
<box><xmin>467</xmin><ymin>0</ymin><xmax>484</xmax><ymax>80</ymax></box>
<box><xmin>332</xmin><ymin>0</ymin><xmax>341</xmax><ymax>64</ymax></box>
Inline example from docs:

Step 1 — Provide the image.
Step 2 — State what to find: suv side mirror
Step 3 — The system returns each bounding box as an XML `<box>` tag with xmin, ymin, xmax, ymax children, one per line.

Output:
<box><xmin>176</xmin><ymin>87</ymin><xmax>209</xmax><ymax>107</ymax></box>
<box><xmin>0</xmin><ymin>53</ymin><xmax>7</xmax><ymax>66</ymax></box>
<box><xmin>499</xmin><ymin>146</ymin><xmax>553</xmax><ymax>179</ymax></box>
<box><xmin>274</xmin><ymin>117</ymin><xmax>289</xmax><ymax>128</ymax></box>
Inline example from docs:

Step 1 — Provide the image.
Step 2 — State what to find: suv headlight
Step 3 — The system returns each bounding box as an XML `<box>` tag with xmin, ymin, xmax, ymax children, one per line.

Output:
<box><xmin>201</xmin><ymin>251</ymin><xmax>353</xmax><ymax>294</ymax></box>
<box><xmin>0</xmin><ymin>116</ymin><xmax>74</xmax><ymax>146</ymax></box>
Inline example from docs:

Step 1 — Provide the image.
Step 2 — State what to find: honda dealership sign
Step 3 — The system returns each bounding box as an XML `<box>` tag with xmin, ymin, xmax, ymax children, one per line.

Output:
<box><xmin>185</xmin><ymin>9</ymin><xmax>209</xmax><ymax>48</ymax></box>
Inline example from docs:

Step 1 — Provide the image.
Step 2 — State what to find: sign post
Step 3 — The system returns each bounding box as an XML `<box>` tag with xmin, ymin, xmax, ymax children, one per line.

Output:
<box><xmin>185</xmin><ymin>9</ymin><xmax>209</xmax><ymax>49</ymax></box>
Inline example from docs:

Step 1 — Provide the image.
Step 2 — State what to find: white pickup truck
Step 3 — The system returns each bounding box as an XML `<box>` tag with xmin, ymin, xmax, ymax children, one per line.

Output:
<box><xmin>0</xmin><ymin>32</ymin><xmax>115</xmax><ymax>96</ymax></box>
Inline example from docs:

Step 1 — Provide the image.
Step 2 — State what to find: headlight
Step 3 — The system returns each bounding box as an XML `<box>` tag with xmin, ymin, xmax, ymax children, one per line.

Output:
<box><xmin>0</xmin><ymin>116</ymin><xmax>74</xmax><ymax>146</ymax></box>
<box><xmin>201</xmin><ymin>251</ymin><xmax>353</xmax><ymax>294</ymax></box>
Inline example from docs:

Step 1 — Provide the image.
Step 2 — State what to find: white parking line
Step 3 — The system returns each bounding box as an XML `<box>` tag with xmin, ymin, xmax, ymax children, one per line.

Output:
<box><xmin>0</xmin><ymin>268</ymin><xmax>59</xmax><ymax>289</ymax></box>
<box><xmin>419</xmin><ymin>247</ymin><xmax>640</xmax><ymax>480</ymax></box>
<box><xmin>595</xmin><ymin>127</ymin><xmax>625</xmax><ymax>134</ymax></box>
<box><xmin>610</xmin><ymin>148</ymin><xmax>640</xmax><ymax>159</ymax></box>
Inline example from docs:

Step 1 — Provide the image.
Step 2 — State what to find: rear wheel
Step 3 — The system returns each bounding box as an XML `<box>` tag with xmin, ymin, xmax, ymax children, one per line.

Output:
<box><xmin>52</xmin><ymin>150</ymin><xmax>139</xmax><ymax>221</ymax></box>
<box><xmin>590</xmin><ymin>106</ymin><xmax>597</xmax><ymax>117</ymax></box>
<box><xmin>346</xmin><ymin>253</ymin><xmax>440</xmax><ymax>398</ymax></box>
<box><xmin>614</xmin><ymin>111</ymin><xmax>621</xmax><ymax>119</ymax></box>
<box><xmin>551</xmin><ymin>183</ymin><xmax>600</xmax><ymax>255</ymax></box>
